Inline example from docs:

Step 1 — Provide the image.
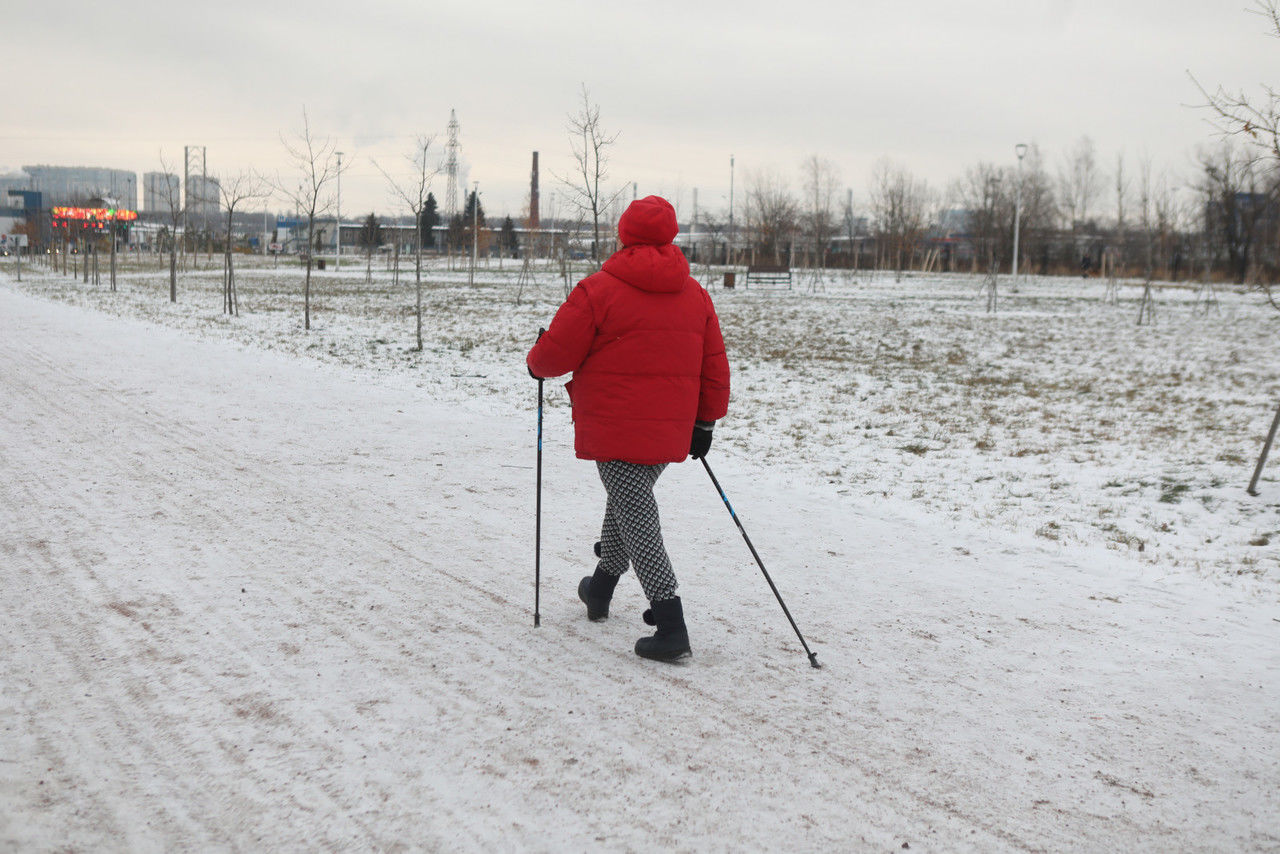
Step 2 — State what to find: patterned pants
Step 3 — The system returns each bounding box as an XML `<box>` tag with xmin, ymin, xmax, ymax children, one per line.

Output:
<box><xmin>595</xmin><ymin>460</ymin><xmax>678</xmax><ymax>602</ymax></box>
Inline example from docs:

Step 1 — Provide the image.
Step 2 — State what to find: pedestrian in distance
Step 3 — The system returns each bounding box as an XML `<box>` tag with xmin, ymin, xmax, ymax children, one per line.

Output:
<box><xmin>526</xmin><ymin>195</ymin><xmax>730</xmax><ymax>662</ymax></box>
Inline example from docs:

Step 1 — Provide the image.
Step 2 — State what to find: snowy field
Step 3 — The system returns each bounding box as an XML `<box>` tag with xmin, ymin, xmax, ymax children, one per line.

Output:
<box><xmin>1</xmin><ymin>257</ymin><xmax>1278</xmax><ymax>850</ymax></box>
<box><xmin>7</xmin><ymin>255</ymin><xmax>1280</xmax><ymax>588</ymax></box>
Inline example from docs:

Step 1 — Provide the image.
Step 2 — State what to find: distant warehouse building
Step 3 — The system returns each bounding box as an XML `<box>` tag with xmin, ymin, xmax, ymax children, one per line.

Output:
<box><xmin>22</xmin><ymin>164</ymin><xmax>137</xmax><ymax>209</ymax></box>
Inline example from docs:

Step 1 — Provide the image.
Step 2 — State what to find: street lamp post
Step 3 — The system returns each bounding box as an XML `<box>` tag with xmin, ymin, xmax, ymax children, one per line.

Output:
<box><xmin>728</xmin><ymin>154</ymin><xmax>735</xmax><ymax>265</ymax></box>
<box><xmin>335</xmin><ymin>151</ymin><xmax>343</xmax><ymax>271</ymax></box>
<box><xmin>469</xmin><ymin>181</ymin><xmax>479</xmax><ymax>287</ymax></box>
<box><xmin>1012</xmin><ymin>143</ymin><xmax>1028</xmax><ymax>280</ymax></box>
<box><xmin>109</xmin><ymin>208</ymin><xmax>117</xmax><ymax>291</ymax></box>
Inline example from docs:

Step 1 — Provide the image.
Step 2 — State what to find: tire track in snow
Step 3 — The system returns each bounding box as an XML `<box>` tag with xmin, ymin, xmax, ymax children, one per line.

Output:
<box><xmin>0</xmin><ymin>309</ymin><xmax>999</xmax><ymax>850</ymax></box>
<box><xmin>0</xmin><ymin>340</ymin><xmax>547</xmax><ymax>848</ymax></box>
<box><xmin>6</xmin><ymin>327</ymin><xmax>789</xmax><ymax>848</ymax></box>
<box><xmin>0</xmin><ymin>338</ymin><xmax>584</xmax><ymax>849</ymax></box>
<box><xmin>0</xmin><ymin>367</ymin><xmax>233</xmax><ymax>848</ymax></box>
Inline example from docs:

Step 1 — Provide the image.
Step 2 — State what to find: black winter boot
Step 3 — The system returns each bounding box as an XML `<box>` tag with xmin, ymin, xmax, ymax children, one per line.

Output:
<box><xmin>634</xmin><ymin>597</ymin><xmax>691</xmax><ymax>662</ymax></box>
<box><xmin>578</xmin><ymin>565</ymin><xmax>620</xmax><ymax>621</ymax></box>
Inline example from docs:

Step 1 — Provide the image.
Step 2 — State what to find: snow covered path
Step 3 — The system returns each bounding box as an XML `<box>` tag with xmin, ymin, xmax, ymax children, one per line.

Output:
<box><xmin>0</xmin><ymin>285</ymin><xmax>1276</xmax><ymax>851</ymax></box>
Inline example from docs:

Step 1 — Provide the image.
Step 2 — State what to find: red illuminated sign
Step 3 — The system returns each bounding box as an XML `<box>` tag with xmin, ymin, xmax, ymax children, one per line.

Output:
<box><xmin>51</xmin><ymin>206</ymin><xmax>138</xmax><ymax>222</ymax></box>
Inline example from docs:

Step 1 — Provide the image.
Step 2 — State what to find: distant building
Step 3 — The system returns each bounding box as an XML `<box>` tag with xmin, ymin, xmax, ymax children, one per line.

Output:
<box><xmin>0</xmin><ymin>175</ymin><xmax>36</xmax><ymax>245</ymax></box>
<box><xmin>22</xmin><ymin>164</ymin><xmax>137</xmax><ymax>209</ymax></box>
<box><xmin>0</xmin><ymin>171</ymin><xmax>31</xmax><ymax>201</ymax></box>
<box><xmin>1205</xmin><ymin>191</ymin><xmax>1280</xmax><ymax>236</ymax></box>
<box><xmin>0</xmin><ymin>174</ymin><xmax>32</xmax><ymax>240</ymax></box>
<box><xmin>936</xmin><ymin>208</ymin><xmax>974</xmax><ymax>238</ymax></box>
<box><xmin>143</xmin><ymin>172</ymin><xmax>180</xmax><ymax>215</ymax></box>
<box><xmin>185</xmin><ymin>174</ymin><xmax>221</xmax><ymax>220</ymax></box>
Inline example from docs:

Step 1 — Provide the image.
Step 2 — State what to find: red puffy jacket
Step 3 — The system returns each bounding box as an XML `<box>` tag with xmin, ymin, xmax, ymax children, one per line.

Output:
<box><xmin>527</xmin><ymin>196</ymin><xmax>730</xmax><ymax>464</ymax></box>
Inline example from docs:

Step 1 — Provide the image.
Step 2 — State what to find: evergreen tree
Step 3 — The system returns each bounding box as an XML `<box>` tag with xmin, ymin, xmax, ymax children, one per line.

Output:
<box><xmin>501</xmin><ymin>215</ymin><xmax>518</xmax><ymax>257</ymax></box>
<box><xmin>462</xmin><ymin>190</ymin><xmax>486</xmax><ymax>228</ymax></box>
<box><xmin>420</xmin><ymin>192</ymin><xmax>439</xmax><ymax>249</ymax></box>
<box><xmin>459</xmin><ymin>191</ymin><xmax>488</xmax><ymax>257</ymax></box>
<box><xmin>359</xmin><ymin>212</ymin><xmax>382</xmax><ymax>251</ymax></box>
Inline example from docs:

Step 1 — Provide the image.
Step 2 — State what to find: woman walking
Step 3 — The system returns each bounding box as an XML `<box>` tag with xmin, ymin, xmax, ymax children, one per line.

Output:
<box><xmin>526</xmin><ymin>195</ymin><xmax>730</xmax><ymax>662</ymax></box>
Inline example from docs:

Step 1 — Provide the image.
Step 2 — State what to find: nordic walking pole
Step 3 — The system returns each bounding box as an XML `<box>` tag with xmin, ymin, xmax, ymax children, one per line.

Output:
<box><xmin>701</xmin><ymin>457</ymin><xmax>820</xmax><ymax>668</ymax></box>
<box><xmin>534</xmin><ymin>374</ymin><xmax>543</xmax><ymax>626</ymax></box>
<box><xmin>1247</xmin><ymin>400</ymin><xmax>1280</xmax><ymax>497</ymax></box>
<box><xmin>533</xmin><ymin>328</ymin><xmax>546</xmax><ymax>627</ymax></box>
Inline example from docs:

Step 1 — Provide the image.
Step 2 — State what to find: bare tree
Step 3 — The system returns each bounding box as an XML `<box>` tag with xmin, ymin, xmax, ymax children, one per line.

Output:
<box><xmin>1195</xmin><ymin>142</ymin><xmax>1275</xmax><ymax>285</ymax></box>
<box><xmin>743</xmin><ymin>167</ymin><xmax>798</xmax><ymax>265</ymax></box>
<box><xmin>374</xmin><ymin>135</ymin><xmax>438</xmax><ymax>350</ymax></box>
<box><xmin>1154</xmin><ymin>174</ymin><xmax>1186</xmax><ymax>280</ymax></box>
<box><xmin>217</xmin><ymin>170</ymin><xmax>268</xmax><ymax>316</ymax></box>
<box><xmin>696</xmin><ymin>208</ymin><xmax>730</xmax><ymax>267</ymax></box>
<box><xmin>1114</xmin><ymin>152</ymin><xmax>1130</xmax><ymax>232</ymax></box>
<box><xmin>1024</xmin><ymin>145</ymin><xmax>1057</xmax><ymax>272</ymax></box>
<box><xmin>274</xmin><ymin>108</ymin><xmax>342</xmax><ymax>331</ymax></box>
<box><xmin>1137</xmin><ymin>153</ymin><xmax>1155</xmax><ymax>276</ymax></box>
<box><xmin>1106</xmin><ymin>152</ymin><xmax>1130</xmax><ymax>273</ymax></box>
<box><xmin>156</xmin><ymin>153</ymin><xmax>184</xmax><ymax>302</ymax></box>
<box><xmin>954</xmin><ymin>161</ymin><xmax>1012</xmax><ymax>269</ymax></box>
<box><xmin>800</xmin><ymin>155</ymin><xmax>841</xmax><ymax>269</ymax></box>
<box><xmin>1058</xmin><ymin>135</ymin><xmax>1102</xmax><ymax>229</ymax></box>
<box><xmin>556</xmin><ymin>85</ymin><xmax>624</xmax><ymax>261</ymax></box>
<box><xmin>359</xmin><ymin>213</ymin><xmax>381</xmax><ymax>284</ymax></box>
<box><xmin>868</xmin><ymin>158</ymin><xmax>931</xmax><ymax>280</ymax></box>
<box><xmin>1193</xmin><ymin>0</ymin><xmax>1280</xmax><ymax>306</ymax></box>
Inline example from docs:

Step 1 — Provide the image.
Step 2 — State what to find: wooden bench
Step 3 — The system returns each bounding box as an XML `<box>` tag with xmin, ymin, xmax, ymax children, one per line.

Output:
<box><xmin>744</xmin><ymin>264</ymin><xmax>792</xmax><ymax>289</ymax></box>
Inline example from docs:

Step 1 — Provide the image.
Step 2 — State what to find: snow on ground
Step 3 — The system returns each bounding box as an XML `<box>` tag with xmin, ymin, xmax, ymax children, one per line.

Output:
<box><xmin>9</xmin><ymin>255</ymin><xmax>1279</xmax><ymax>589</ymax></box>
<box><xmin>0</xmin><ymin>259</ymin><xmax>1277</xmax><ymax>850</ymax></box>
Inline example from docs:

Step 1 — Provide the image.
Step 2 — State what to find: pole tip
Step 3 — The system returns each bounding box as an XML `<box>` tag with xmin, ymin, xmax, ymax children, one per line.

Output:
<box><xmin>808</xmin><ymin>653</ymin><xmax>821</xmax><ymax>669</ymax></box>
<box><xmin>534</xmin><ymin>614</ymin><xmax>541</xmax><ymax>627</ymax></box>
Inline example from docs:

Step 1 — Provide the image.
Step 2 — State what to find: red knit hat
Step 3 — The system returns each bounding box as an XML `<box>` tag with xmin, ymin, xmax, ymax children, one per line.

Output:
<box><xmin>617</xmin><ymin>195</ymin><xmax>679</xmax><ymax>247</ymax></box>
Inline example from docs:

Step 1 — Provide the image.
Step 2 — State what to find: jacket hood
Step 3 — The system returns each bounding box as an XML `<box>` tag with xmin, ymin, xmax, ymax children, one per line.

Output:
<box><xmin>617</xmin><ymin>196</ymin><xmax>679</xmax><ymax>247</ymax></box>
<box><xmin>601</xmin><ymin>243</ymin><xmax>690</xmax><ymax>293</ymax></box>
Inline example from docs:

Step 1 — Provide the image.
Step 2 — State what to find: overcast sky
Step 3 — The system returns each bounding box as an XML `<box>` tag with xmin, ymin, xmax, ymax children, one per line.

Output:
<box><xmin>4</xmin><ymin>0</ymin><xmax>1274</xmax><ymax>221</ymax></box>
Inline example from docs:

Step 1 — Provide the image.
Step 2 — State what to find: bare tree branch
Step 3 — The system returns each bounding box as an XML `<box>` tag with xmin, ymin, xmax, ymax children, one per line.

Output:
<box><xmin>272</xmin><ymin>107</ymin><xmax>343</xmax><ymax>331</ymax></box>
<box><xmin>1189</xmin><ymin>1</ymin><xmax>1280</xmax><ymax>306</ymax></box>
<box><xmin>217</xmin><ymin>170</ymin><xmax>269</xmax><ymax>316</ymax></box>
<box><xmin>801</xmin><ymin>155</ymin><xmax>841</xmax><ymax>269</ymax></box>
<box><xmin>868</xmin><ymin>158</ymin><xmax>931</xmax><ymax>280</ymax></box>
<box><xmin>553</xmin><ymin>85</ymin><xmax>625</xmax><ymax>261</ymax></box>
<box><xmin>744</xmin><ymin>167</ymin><xmax>798</xmax><ymax>266</ymax></box>
<box><xmin>373</xmin><ymin>136</ymin><xmax>439</xmax><ymax>350</ymax></box>
<box><xmin>156</xmin><ymin>151</ymin><xmax>184</xmax><ymax>303</ymax></box>
<box><xmin>1190</xmin><ymin>2</ymin><xmax>1280</xmax><ymax>164</ymax></box>
<box><xmin>1058</xmin><ymin>136</ymin><xmax>1101</xmax><ymax>229</ymax></box>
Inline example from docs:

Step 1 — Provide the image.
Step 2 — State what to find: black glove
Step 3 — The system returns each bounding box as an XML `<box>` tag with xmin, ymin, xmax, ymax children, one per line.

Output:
<box><xmin>689</xmin><ymin>422</ymin><xmax>714</xmax><ymax>459</ymax></box>
<box><xmin>528</xmin><ymin>327</ymin><xmax>546</xmax><ymax>380</ymax></box>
